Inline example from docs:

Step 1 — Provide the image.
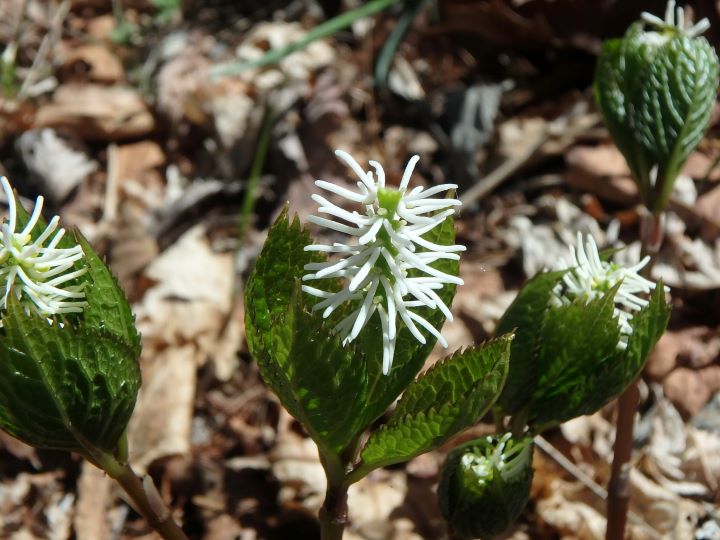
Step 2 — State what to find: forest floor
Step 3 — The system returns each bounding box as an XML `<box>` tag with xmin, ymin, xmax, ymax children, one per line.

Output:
<box><xmin>0</xmin><ymin>1</ymin><xmax>719</xmax><ymax>539</ymax></box>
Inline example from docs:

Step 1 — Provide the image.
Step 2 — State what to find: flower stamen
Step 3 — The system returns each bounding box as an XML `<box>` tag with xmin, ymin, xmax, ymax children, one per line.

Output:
<box><xmin>0</xmin><ymin>177</ymin><xmax>88</xmax><ymax>321</ymax></box>
<box><xmin>303</xmin><ymin>150</ymin><xmax>464</xmax><ymax>374</ymax></box>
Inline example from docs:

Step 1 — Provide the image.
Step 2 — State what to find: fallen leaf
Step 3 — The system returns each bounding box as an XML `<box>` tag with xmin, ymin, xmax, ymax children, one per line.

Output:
<box><xmin>73</xmin><ymin>462</ymin><xmax>112</xmax><ymax>540</ymax></box>
<box><xmin>34</xmin><ymin>84</ymin><xmax>155</xmax><ymax>140</ymax></box>
<box><xmin>129</xmin><ymin>225</ymin><xmax>234</xmax><ymax>472</ymax></box>
<box><xmin>15</xmin><ymin>128</ymin><xmax>97</xmax><ymax>203</ymax></box>
<box><xmin>61</xmin><ymin>44</ymin><xmax>124</xmax><ymax>84</ymax></box>
<box><xmin>663</xmin><ymin>368</ymin><xmax>711</xmax><ymax>418</ymax></box>
<box><xmin>128</xmin><ymin>344</ymin><xmax>196</xmax><ymax>473</ymax></box>
<box><xmin>564</xmin><ymin>145</ymin><xmax>638</xmax><ymax>204</ymax></box>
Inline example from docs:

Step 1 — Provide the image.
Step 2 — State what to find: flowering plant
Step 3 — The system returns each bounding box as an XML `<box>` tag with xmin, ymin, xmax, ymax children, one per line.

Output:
<box><xmin>0</xmin><ymin>177</ymin><xmax>141</xmax><ymax>456</ymax></box>
<box><xmin>245</xmin><ymin>147</ymin><xmax>671</xmax><ymax>538</ymax></box>
<box><xmin>0</xmin><ymin>177</ymin><xmax>188</xmax><ymax>540</ymax></box>
<box><xmin>495</xmin><ymin>232</ymin><xmax>669</xmax><ymax>433</ymax></box>
<box><xmin>245</xmin><ymin>151</ymin><xmax>511</xmax><ymax>538</ymax></box>
<box><xmin>593</xmin><ymin>2</ymin><xmax>717</xmax><ymax>536</ymax></box>
<box><xmin>594</xmin><ymin>0</ymin><xmax>719</xmax><ymax>214</ymax></box>
<box><xmin>433</xmin><ymin>232</ymin><xmax>668</xmax><ymax>539</ymax></box>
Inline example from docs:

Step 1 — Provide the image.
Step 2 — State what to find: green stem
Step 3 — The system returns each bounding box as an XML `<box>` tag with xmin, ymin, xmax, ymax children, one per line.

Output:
<box><xmin>319</xmin><ymin>480</ymin><xmax>349</xmax><ymax>540</ymax></box>
<box><xmin>96</xmin><ymin>452</ymin><xmax>189</xmax><ymax>540</ymax></box>
<box><xmin>212</xmin><ymin>0</ymin><xmax>401</xmax><ymax>78</ymax></box>
<box><xmin>374</xmin><ymin>0</ymin><xmax>429</xmax><ymax>86</ymax></box>
<box><xmin>319</xmin><ymin>451</ymin><xmax>350</xmax><ymax>540</ymax></box>
<box><xmin>238</xmin><ymin>106</ymin><xmax>274</xmax><ymax>243</ymax></box>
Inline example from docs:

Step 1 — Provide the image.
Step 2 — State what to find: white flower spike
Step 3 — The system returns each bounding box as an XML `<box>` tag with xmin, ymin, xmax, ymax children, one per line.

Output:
<box><xmin>0</xmin><ymin>177</ymin><xmax>87</xmax><ymax>320</ymax></box>
<box><xmin>302</xmin><ymin>150</ymin><xmax>465</xmax><ymax>375</ymax></box>
<box><xmin>552</xmin><ymin>232</ymin><xmax>658</xmax><ymax>349</ymax></box>
<box><xmin>641</xmin><ymin>0</ymin><xmax>710</xmax><ymax>38</ymax></box>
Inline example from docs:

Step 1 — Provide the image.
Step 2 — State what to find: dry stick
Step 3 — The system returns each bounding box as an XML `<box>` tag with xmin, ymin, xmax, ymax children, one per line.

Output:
<box><xmin>459</xmin><ymin>108</ymin><xmax>598</xmax><ymax>207</ymax></box>
<box><xmin>534</xmin><ymin>436</ymin><xmax>660</xmax><ymax>540</ymax></box>
<box><xmin>459</xmin><ymin>131</ymin><xmax>547</xmax><ymax>207</ymax></box>
<box><xmin>606</xmin><ymin>212</ymin><xmax>664</xmax><ymax>540</ymax></box>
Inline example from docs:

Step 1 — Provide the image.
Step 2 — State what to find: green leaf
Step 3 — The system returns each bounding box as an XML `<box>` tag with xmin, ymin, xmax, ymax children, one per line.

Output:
<box><xmin>358</xmin><ymin>335</ymin><xmax>511</xmax><ymax>472</ymax></box>
<box><xmin>245</xmin><ymin>207</ymin><xmax>461</xmax><ymax>459</ymax></box>
<box><xmin>0</xmin><ymin>299</ymin><xmax>140</xmax><ymax>453</ymax></box>
<box><xmin>245</xmin><ymin>207</ymin><xmax>321</xmax><ymax>367</ymax></box>
<box><xmin>265</xmin><ymin>290</ymin><xmax>371</xmax><ymax>454</ymax></box>
<box><xmin>353</xmin><ymin>213</ymin><xmax>460</xmax><ymax>431</ymax></box>
<box><xmin>495</xmin><ymin>270</ymin><xmax>565</xmax><ymax>415</ymax></box>
<box><xmin>245</xmin><ymin>209</ymin><xmax>369</xmax><ymax>456</ymax></box>
<box><xmin>528</xmin><ymin>284</ymin><xmax>670</xmax><ymax>429</ymax></box>
<box><xmin>633</xmin><ymin>35</ymin><xmax>719</xmax><ymax>210</ymax></box>
<box><xmin>9</xmin><ymin>188</ymin><xmax>140</xmax><ymax>357</ymax></box>
<box><xmin>74</xmin><ymin>232</ymin><xmax>141</xmax><ymax>359</ymax></box>
<box><xmin>496</xmin><ymin>272</ymin><xmax>671</xmax><ymax>431</ymax></box>
<box><xmin>526</xmin><ymin>284</ymin><xmax>623</xmax><ymax>427</ymax></box>
<box><xmin>0</xmin><ymin>187</ymin><xmax>141</xmax><ymax>454</ymax></box>
<box><xmin>537</xmin><ymin>281</ymin><xmax>670</xmax><ymax>425</ymax></box>
<box><xmin>594</xmin><ymin>27</ymin><xmax>654</xmax><ymax>200</ymax></box>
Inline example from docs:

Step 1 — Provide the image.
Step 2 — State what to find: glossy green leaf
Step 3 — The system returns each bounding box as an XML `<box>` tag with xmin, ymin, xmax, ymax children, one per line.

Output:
<box><xmin>496</xmin><ymin>272</ymin><xmax>670</xmax><ymax>431</ymax></box>
<box><xmin>245</xmin><ymin>207</ymin><xmax>461</xmax><ymax>458</ymax></box>
<box><xmin>244</xmin><ymin>209</ymin><xmax>369</xmax><ymax>456</ymax></box>
<box><xmin>531</xmin><ymin>282</ymin><xmax>670</xmax><ymax>428</ymax></box>
<box><xmin>594</xmin><ymin>28</ymin><xmax>655</xmax><ymax>202</ymax></box>
<box><xmin>358</xmin><ymin>335</ymin><xmax>511</xmax><ymax>472</ymax></box>
<box><xmin>0</xmin><ymin>188</ymin><xmax>141</xmax><ymax>454</ymax></box>
<box><xmin>495</xmin><ymin>270</ymin><xmax>565</xmax><ymax>415</ymax></box>
<box><xmin>74</xmin><ymin>232</ymin><xmax>141</xmax><ymax>358</ymax></box>
<box><xmin>9</xmin><ymin>188</ymin><xmax>140</xmax><ymax>357</ymax></box>
<box><xmin>526</xmin><ymin>284</ymin><xmax>623</xmax><ymax>428</ymax></box>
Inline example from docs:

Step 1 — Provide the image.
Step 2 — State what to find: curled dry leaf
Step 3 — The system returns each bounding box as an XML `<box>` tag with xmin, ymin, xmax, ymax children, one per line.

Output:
<box><xmin>60</xmin><ymin>44</ymin><xmax>124</xmax><ymax>84</ymax></box>
<box><xmin>34</xmin><ymin>84</ymin><xmax>155</xmax><ymax>141</ymax></box>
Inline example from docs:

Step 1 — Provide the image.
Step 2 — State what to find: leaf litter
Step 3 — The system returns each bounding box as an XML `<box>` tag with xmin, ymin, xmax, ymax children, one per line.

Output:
<box><xmin>0</xmin><ymin>1</ymin><xmax>719</xmax><ymax>539</ymax></box>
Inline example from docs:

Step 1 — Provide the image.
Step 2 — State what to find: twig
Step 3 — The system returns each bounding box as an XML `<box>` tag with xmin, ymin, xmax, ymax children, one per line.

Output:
<box><xmin>459</xmin><ymin>107</ymin><xmax>598</xmax><ymax>206</ymax></box>
<box><xmin>535</xmin><ymin>435</ymin><xmax>661</xmax><ymax>540</ymax></box>
<box><xmin>534</xmin><ymin>435</ymin><xmax>607</xmax><ymax>501</ymax></box>
<box><xmin>459</xmin><ymin>131</ymin><xmax>546</xmax><ymax>206</ymax></box>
